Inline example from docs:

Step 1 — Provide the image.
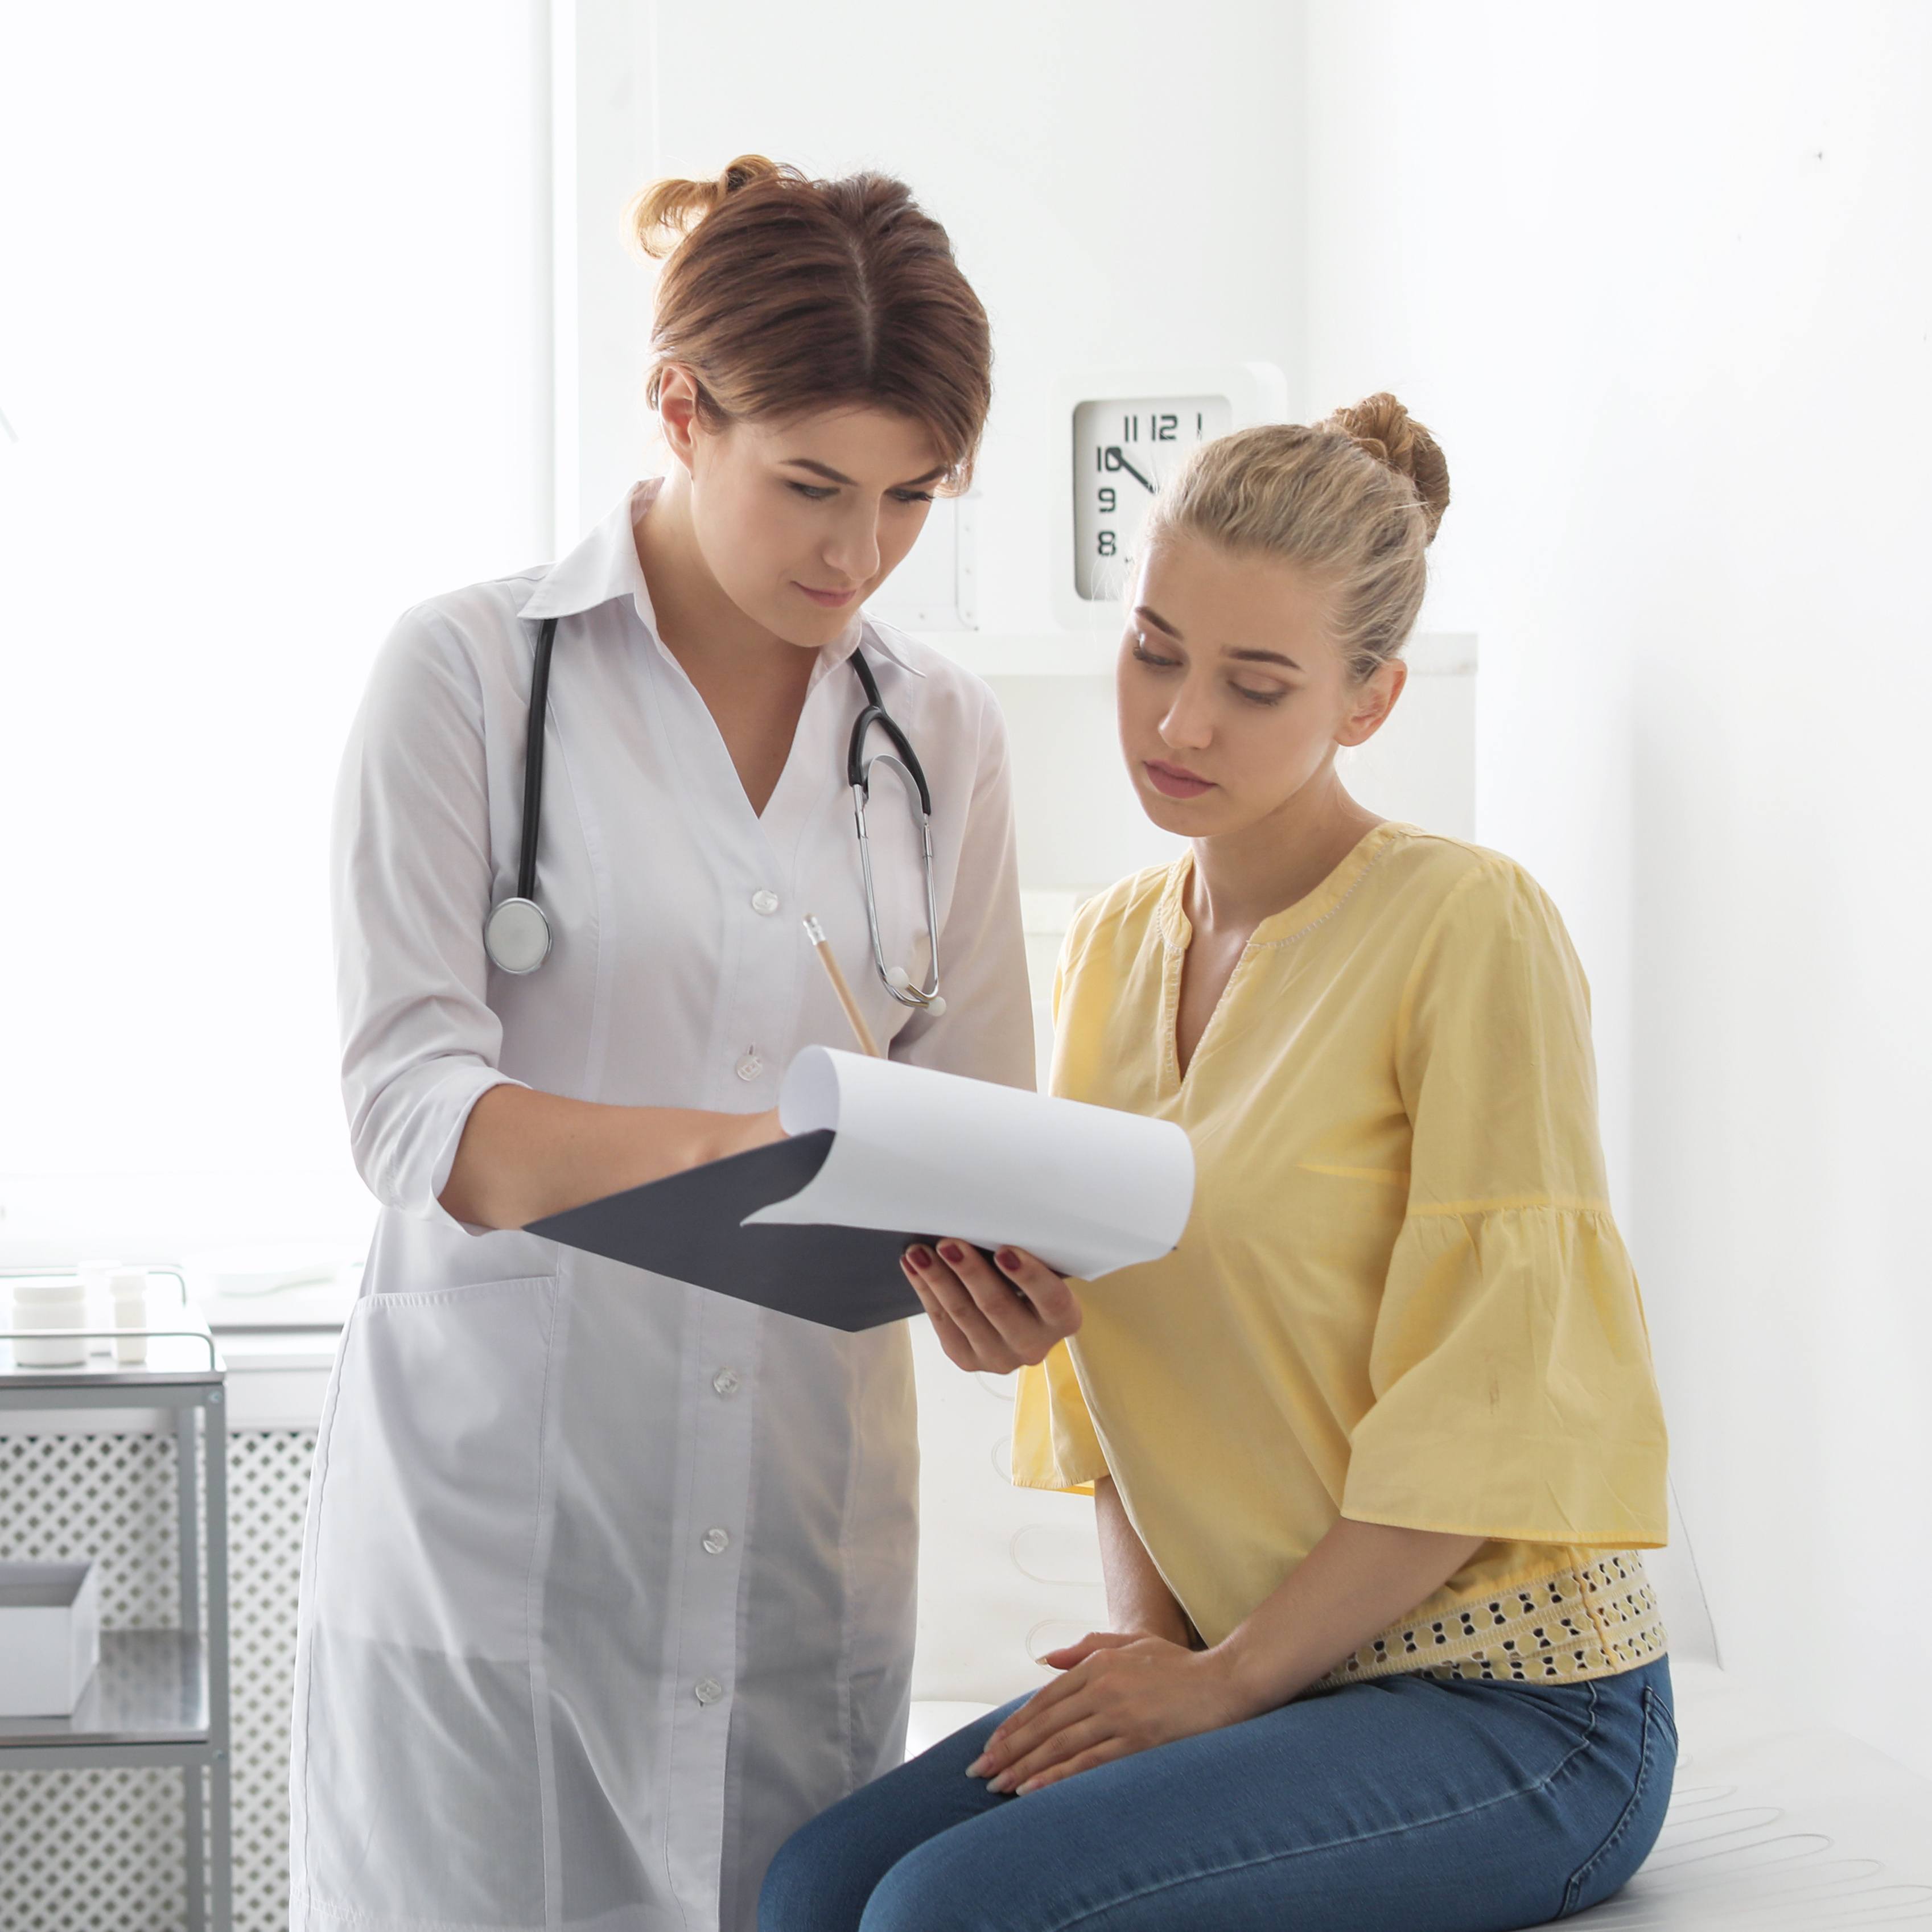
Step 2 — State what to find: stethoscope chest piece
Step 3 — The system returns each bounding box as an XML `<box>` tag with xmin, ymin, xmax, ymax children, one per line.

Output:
<box><xmin>485</xmin><ymin>895</ymin><xmax>552</xmax><ymax>975</ymax></box>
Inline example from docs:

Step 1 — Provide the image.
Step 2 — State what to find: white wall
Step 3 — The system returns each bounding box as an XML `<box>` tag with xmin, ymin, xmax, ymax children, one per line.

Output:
<box><xmin>1304</xmin><ymin>0</ymin><xmax>1932</xmax><ymax>1774</ymax></box>
<box><xmin>0</xmin><ymin>0</ymin><xmax>550</xmax><ymax>1259</ymax></box>
<box><xmin>589</xmin><ymin>0</ymin><xmax>1308</xmax><ymax>607</ymax></box>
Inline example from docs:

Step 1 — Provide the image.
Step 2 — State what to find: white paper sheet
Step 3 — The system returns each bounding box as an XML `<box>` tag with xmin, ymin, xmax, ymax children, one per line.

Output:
<box><xmin>744</xmin><ymin>1048</ymin><xmax>1194</xmax><ymax>1280</ymax></box>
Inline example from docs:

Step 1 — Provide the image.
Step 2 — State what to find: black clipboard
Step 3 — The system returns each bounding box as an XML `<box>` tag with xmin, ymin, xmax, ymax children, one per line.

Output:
<box><xmin>527</xmin><ymin>1130</ymin><xmax>931</xmax><ymax>1331</ymax></box>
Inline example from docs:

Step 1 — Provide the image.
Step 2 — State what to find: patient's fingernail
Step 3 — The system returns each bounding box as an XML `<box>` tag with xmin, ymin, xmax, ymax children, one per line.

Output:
<box><xmin>996</xmin><ymin>1248</ymin><xmax>1020</xmax><ymax>1272</ymax></box>
<box><xmin>907</xmin><ymin>1245</ymin><xmax>933</xmax><ymax>1268</ymax></box>
<box><xmin>938</xmin><ymin>1242</ymin><xmax>965</xmax><ymax>1265</ymax></box>
<box><xmin>965</xmin><ymin>1754</ymin><xmax>990</xmax><ymax>1777</ymax></box>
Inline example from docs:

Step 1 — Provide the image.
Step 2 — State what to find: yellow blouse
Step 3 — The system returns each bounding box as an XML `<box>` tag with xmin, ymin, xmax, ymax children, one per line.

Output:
<box><xmin>1013</xmin><ymin>823</ymin><xmax>1670</xmax><ymax>1686</ymax></box>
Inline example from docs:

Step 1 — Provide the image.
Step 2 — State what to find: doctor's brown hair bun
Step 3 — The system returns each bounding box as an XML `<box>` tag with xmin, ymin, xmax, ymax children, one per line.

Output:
<box><xmin>1147</xmin><ymin>393</ymin><xmax>1452</xmax><ymax>682</ymax></box>
<box><xmin>625</xmin><ymin>154</ymin><xmax>991</xmax><ymax>485</ymax></box>
<box><xmin>1319</xmin><ymin>393</ymin><xmax>1451</xmax><ymax>542</ymax></box>
<box><xmin>629</xmin><ymin>154</ymin><xmax>793</xmax><ymax>257</ymax></box>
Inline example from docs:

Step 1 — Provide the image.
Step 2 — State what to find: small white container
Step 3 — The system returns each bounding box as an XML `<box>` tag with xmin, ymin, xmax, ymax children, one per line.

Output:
<box><xmin>8</xmin><ymin>1279</ymin><xmax>89</xmax><ymax>1367</ymax></box>
<box><xmin>0</xmin><ymin>1560</ymin><xmax>102</xmax><ymax>1716</ymax></box>
<box><xmin>75</xmin><ymin>1257</ymin><xmax>122</xmax><ymax>1300</ymax></box>
<box><xmin>108</xmin><ymin>1267</ymin><xmax>149</xmax><ymax>1365</ymax></box>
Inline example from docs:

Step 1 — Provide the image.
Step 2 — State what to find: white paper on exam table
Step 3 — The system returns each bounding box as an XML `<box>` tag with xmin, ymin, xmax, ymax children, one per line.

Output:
<box><xmin>745</xmin><ymin>1047</ymin><xmax>1195</xmax><ymax>1279</ymax></box>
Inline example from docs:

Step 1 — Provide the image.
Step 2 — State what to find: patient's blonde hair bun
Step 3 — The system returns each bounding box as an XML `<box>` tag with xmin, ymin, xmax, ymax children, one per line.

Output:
<box><xmin>1319</xmin><ymin>393</ymin><xmax>1451</xmax><ymax>543</ymax></box>
<box><xmin>628</xmin><ymin>154</ymin><xmax>795</xmax><ymax>259</ymax></box>
<box><xmin>1148</xmin><ymin>392</ymin><xmax>1452</xmax><ymax>681</ymax></box>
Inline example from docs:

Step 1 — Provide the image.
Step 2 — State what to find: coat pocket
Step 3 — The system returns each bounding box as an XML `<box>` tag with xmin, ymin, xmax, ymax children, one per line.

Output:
<box><xmin>310</xmin><ymin>1274</ymin><xmax>558</xmax><ymax>1655</ymax></box>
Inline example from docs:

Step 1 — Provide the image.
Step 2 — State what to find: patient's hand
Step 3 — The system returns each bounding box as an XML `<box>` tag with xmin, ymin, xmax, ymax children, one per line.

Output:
<box><xmin>965</xmin><ymin>1632</ymin><xmax>1248</xmax><ymax>1796</ymax></box>
<box><xmin>900</xmin><ymin>1241</ymin><xmax>1081</xmax><ymax>1373</ymax></box>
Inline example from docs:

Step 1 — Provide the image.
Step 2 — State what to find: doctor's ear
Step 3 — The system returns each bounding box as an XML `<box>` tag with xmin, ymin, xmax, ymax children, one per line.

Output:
<box><xmin>1334</xmin><ymin>657</ymin><xmax>1407</xmax><ymax>749</ymax></box>
<box><xmin>653</xmin><ymin>363</ymin><xmax>710</xmax><ymax>476</ymax></box>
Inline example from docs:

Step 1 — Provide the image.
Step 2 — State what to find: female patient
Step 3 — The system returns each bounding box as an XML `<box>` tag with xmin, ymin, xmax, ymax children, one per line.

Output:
<box><xmin>760</xmin><ymin>398</ymin><xmax>1674</xmax><ymax>1932</ymax></box>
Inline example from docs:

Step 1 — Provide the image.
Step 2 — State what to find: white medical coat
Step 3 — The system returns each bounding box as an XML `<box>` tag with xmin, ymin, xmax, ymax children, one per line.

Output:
<box><xmin>289</xmin><ymin>480</ymin><xmax>1033</xmax><ymax>1932</ymax></box>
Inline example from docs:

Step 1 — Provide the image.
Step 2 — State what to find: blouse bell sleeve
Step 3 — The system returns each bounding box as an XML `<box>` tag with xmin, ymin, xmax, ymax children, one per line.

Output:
<box><xmin>331</xmin><ymin>608</ymin><xmax>528</xmax><ymax>1228</ymax></box>
<box><xmin>1340</xmin><ymin>858</ymin><xmax>1669</xmax><ymax>1548</ymax></box>
<box><xmin>1011</xmin><ymin>1341</ymin><xmax>1109</xmax><ymax>1494</ymax></box>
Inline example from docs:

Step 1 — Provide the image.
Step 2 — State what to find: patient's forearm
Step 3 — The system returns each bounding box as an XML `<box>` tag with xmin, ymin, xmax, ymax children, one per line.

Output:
<box><xmin>439</xmin><ymin>1084</ymin><xmax>779</xmax><ymax>1230</ymax></box>
<box><xmin>1214</xmin><ymin>1516</ymin><xmax>1487</xmax><ymax>1716</ymax></box>
<box><xmin>1095</xmin><ymin>1476</ymin><xmax>1194</xmax><ymax>1647</ymax></box>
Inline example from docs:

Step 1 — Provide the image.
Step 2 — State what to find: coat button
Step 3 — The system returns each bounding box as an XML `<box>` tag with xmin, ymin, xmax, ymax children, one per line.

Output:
<box><xmin>702</xmin><ymin>1527</ymin><xmax>731</xmax><ymax>1556</ymax></box>
<box><xmin>711</xmin><ymin>1368</ymin><xmax>742</xmax><ymax>1398</ymax></box>
<box><xmin>736</xmin><ymin>1054</ymin><xmax>763</xmax><ymax>1081</ymax></box>
<box><xmin>694</xmin><ymin>1677</ymin><xmax>724</xmax><ymax>1706</ymax></box>
<box><xmin>751</xmin><ymin>889</ymin><xmax>780</xmax><ymax>915</ymax></box>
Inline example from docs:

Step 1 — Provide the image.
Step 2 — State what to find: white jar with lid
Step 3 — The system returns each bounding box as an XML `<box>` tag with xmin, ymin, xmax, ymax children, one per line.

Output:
<box><xmin>108</xmin><ymin>1268</ymin><xmax>149</xmax><ymax>1365</ymax></box>
<box><xmin>9</xmin><ymin>1280</ymin><xmax>90</xmax><ymax>1367</ymax></box>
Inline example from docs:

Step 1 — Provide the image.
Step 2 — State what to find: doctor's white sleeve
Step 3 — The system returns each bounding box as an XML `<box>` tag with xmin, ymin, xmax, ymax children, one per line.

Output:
<box><xmin>331</xmin><ymin>609</ymin><xmax>526</xmax><ymax>1225</ymax></box>
<box><xmin>889</xmin><ymin>689</ymin><xmax>1036</xmax><ymax>1091</ymax></box>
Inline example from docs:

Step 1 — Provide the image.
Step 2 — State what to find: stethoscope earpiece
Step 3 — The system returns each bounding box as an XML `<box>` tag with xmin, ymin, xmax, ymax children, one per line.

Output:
<box><xmin>885</xmin><ymin>966</ymin><xmax>946</xmax><ymax>1018</ymax></box>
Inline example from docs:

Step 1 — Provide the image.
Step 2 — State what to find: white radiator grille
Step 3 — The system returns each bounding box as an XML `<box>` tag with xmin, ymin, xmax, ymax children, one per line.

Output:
<box><xmin>1</xmin><ymin>1427</ymin><xmax>316</xmax><ymax>1932</ymax></box>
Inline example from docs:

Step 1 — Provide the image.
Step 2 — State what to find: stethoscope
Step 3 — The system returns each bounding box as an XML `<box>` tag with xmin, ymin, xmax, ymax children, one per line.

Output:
<box><xmin>483</xmin><ymin>617</ymin><xmax>946</xmax><ymax>1016</ymax></box>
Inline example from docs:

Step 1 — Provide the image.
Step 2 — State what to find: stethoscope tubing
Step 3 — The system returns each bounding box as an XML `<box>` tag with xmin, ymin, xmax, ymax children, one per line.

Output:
<box><xmin>487</xmin><ymin>614</ymin><xmax>943</xmax><ymax>1009</ymax></box>
<box><xmin>517</xmin><ymin>617</ymin><xmax>558</xmax><ymax>903</ymax></box>
<box><xmin>846</xmin><ymin>652</ymin><xmax>942</xmax><ymax>1011</ymax></box>
<box><xmin>851</xmin><ymin>765</ymin><xmax>944</xmax><ymax>1010</ymax></box>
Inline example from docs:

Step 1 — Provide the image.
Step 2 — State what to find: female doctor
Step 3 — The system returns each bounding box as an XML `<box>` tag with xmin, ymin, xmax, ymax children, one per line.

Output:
<box><xmin>289</xmin><ymin>157</ymin><xmax>1033</xmax><ymax>1932</ymax></box>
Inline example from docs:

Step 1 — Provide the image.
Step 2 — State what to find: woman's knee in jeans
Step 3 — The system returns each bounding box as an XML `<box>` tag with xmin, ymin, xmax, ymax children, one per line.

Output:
<box><xmin>856</xmin><ymin>1843</ymin><xmax>986</xmax><ymax>1932</ymax></box>
<box><xmin>760</xmin><ymin>1812</ymin><xmax>863</xmax><ymax>1932</ymax></box>
<box><xmin>763</xmin><ymin>1824</ymin><xmax>983</xmax><ymax>1932</ymax></box>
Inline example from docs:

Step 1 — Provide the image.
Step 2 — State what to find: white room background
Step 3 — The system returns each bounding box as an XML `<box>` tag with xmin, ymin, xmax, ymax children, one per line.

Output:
<box><xmin>0</xmin><ymin>0</ymin><xmax>551</xmax><ymax>1258</ymax></box>
<box><xmin>3</xmin><ymin>0</ymin><xmax>1928</xmax><ymax>1793</ymax></box>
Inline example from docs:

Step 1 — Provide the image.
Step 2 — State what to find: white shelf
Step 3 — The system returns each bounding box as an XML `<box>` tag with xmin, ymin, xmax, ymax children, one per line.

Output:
<box><xmin>0</xmin><ymin>1630</ymin><xmax>208</xmax><ymax>1749</ymax></box>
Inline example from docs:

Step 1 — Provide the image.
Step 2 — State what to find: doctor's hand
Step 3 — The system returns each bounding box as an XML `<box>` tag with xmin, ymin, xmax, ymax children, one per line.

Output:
<box><xmin>712</xmin><ymin>1108</ymin><xmax>786</xmax><ymax>1160</ymax></box>
<box><xmin>900</xmin><ymin>1241</ymin><xmax>1081</xmax><ymax>1373</ymax></box>
<box><xmin>966</xmin><ymin>1633</ymin><xmax>1249</xmax><ymax>1797</ymax></box>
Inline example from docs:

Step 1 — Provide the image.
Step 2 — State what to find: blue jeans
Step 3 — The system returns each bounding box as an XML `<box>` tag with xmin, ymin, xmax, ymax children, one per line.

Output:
<box><xmin>761</xmin><ymin>1657</ymin><xmax>1675</xmax><ymax>1932</ymax></box>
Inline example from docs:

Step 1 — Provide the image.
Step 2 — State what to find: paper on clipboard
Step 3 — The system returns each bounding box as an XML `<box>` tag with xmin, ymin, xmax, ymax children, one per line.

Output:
<box><xmin>744</xmin><ymin>1047</ymin><xmax>1194</xmax><ymax>1279</ymax></box>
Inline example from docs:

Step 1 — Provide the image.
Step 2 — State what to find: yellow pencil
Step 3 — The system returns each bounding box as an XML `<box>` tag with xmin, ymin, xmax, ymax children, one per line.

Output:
<box><xmin>802</xmin><ymin>915</ymin><xmax>883</xmax><ymax>1058</ymax></box>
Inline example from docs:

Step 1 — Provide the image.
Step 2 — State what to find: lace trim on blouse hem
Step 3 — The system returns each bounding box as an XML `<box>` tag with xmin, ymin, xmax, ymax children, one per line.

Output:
<box><xmin>1312</xmin><ymin>1551</ymin><xmax>1668</xmax><ymax>1688</ymax></box>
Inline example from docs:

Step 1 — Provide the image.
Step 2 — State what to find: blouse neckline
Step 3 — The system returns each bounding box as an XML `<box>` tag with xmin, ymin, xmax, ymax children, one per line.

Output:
<box><xmin>1157</xmin><ymin>818</ymin><xmax>1408</xmax><ymax>958</ymax></box>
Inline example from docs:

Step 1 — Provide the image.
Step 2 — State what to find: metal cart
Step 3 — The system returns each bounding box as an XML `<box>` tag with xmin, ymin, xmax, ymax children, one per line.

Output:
<box><xmin>1</xmin><ymin>1270</ymin><xmax>231</xmax><ymax>1932</ymax></box>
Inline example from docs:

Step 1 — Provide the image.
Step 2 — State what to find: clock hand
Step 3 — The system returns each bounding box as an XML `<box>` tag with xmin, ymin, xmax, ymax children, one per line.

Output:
<box><xmin>1105</xmin><ymin>446</ymin><xmax>1157</xmax><ymax>494</ymax></box>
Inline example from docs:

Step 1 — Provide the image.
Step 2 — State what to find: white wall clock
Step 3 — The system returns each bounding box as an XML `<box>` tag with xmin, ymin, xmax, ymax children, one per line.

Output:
<box><xmin>1053</xmin><ymin>362</ymin><xmax>1288</xmax><ymax>629</ymax></box>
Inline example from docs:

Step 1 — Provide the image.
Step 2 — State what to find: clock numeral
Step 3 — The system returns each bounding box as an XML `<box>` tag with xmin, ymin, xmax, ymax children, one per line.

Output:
<box><xmin>1097</xmin><ymin>486</ymin><xmax>1117</xmax><ymax>513</ymax></box>
<box><xmin>1097</xmin><ymin>530</ymin><xmax>1117</xmax><ymax>558</ymax></box>
<box><xmin>1102</xmin><ymin>447</ymin><xmax>1124</xmax><ymax>472</ymax></box>
<box><xmin>1151</xmin><ymin>413</ymin><xmax>1178</xmax><ymax>441</ymax></box>
<box><xmin>1121</xmin><ymin>414</ymin><xmax>1139</xmax><ymax>442</ymax></box>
